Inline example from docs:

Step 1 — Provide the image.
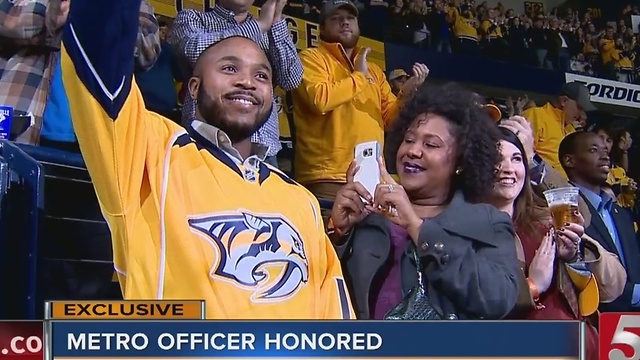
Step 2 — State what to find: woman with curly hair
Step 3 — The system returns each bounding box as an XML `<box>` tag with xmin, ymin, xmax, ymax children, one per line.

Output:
<box><xmin>326</xmin><ymin>82</ymin><xmax>520</xmax><ymax>320</ymax></box>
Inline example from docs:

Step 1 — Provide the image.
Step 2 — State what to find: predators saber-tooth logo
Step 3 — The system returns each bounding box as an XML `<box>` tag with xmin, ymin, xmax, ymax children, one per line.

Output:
<box><xmin>189</xmin><ymin>211</ymin><xmax>309</xmax><ymax>302</ymax></box>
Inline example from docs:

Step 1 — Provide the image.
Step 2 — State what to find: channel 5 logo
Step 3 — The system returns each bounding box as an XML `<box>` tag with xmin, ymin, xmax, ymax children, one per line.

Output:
<box><xmin>601</xmin><ymin>313</ymin><xmax>640</xmax><ymax>360</ymax></box>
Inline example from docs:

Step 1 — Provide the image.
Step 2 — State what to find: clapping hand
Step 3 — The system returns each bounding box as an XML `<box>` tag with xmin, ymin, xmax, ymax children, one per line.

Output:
<box><xmin>257</xmin><ymin>0</ymin><xmax>278</xmax><ymax>32</ymax></box>
<box><xmin>273</xmin><ymin>0</ymin><xmax>287</xmax><ymax>23</ymax></box>
<box><xmin>528</xmin><ymin>230</ymin><xmax>556</xmax><ymax>295</ymax></box>
<box><xmin>399</xmin><ymin>63</ymin><xmax>429</xmax><ymax>99</ymax></box>
<box><xmin>619</xmin><ymin>135</ymin><xmax>633</xmax><ymax>152</ymax></box>
<box><xmin>354</xmin><ymin>47</ymin><xmax>372</xmax><ymax>77</ymax></box>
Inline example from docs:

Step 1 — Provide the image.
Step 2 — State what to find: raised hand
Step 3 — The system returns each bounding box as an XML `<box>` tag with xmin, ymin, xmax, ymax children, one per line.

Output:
<box><xmin>528</xmin><ymin>230</ymin><xmax>556</xmax><ymax>295</ymax></box>
<box><xmin>273</xmin><ymin>0</ymin><xmax>287</xmax><ymax>23</ymax></box>
<box><xmin>354</xmin><ymin>47</ymin><xmax>371</xmax><ymax>77</ymax></box>
<box><xmin>257</xmin><ymin>0</ymin><xmax>277</xmax><ymax>32</ymax></box>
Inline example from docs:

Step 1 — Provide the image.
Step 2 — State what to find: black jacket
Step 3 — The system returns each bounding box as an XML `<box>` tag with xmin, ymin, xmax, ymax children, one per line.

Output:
<box><xmin>336</xmin><ymin>191</ymin><xmax>520</xmax><ymax>320</ymax></box>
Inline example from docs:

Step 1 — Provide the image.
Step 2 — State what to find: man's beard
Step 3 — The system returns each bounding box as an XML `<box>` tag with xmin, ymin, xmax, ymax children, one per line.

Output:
<box><xmin>341</xmin><ymin>35</ymin><xmax>359</xmax><ymax>49</ymax></box>
<box><xmin>196</xmin><ymin>87</ymin><xmax>270</xmax><ymax>143</ymax></box>
<box><xmin>322</xmin><ymin>32</ymin><xmax>360</xmax><ymax>49</ymax></box>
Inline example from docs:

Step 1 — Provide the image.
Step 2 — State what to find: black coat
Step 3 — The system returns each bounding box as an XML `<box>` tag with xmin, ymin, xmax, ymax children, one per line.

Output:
<box><xmin>582</xmin><ymin>194</ymin><xmax>640</xmax><ymax>313</ymax></box>
<box><xmin>336</xmin><ymin>191</ymin><xmax>520</xmax><ymax>320</ymax></box>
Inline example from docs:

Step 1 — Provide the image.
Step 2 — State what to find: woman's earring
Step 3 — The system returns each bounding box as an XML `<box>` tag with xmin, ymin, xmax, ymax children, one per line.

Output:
<box><xmin>455</xmin><ymin>168</ymin><xmax>462</xmax><ymax>175</ymax></box>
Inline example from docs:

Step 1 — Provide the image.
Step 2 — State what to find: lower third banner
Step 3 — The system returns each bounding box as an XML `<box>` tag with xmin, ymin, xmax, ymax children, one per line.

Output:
<box><xmin>49</xmin><ymin>321</ymin><xmax>581</xmax><ymax>359</ymax></box>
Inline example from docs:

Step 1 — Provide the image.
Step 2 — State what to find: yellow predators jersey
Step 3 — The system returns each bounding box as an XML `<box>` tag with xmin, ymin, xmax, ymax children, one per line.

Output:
<box><xmin>61</xmin><ymin>0</ymin><xmax>354</xmax><ymax>320</ymax></box>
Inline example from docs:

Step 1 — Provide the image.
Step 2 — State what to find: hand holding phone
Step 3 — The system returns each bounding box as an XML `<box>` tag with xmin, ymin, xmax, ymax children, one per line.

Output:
<box><xmin>353</xmin><ymin>141</ymin><xmax>381</xmax><ymax>203</ymax></box>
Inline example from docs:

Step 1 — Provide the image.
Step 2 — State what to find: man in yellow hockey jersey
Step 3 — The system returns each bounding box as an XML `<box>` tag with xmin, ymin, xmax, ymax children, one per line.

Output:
<box><xmin>60</xmin><ymin>0</ymin><xmax>355</xmax><ymax>319</ymax></box>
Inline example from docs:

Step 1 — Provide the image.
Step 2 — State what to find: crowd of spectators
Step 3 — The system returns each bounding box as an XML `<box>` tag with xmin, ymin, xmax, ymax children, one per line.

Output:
<box><xmin>387</xmin><ymin>1</ymin><xmax>640</xmax><ymax>83</ymax></box>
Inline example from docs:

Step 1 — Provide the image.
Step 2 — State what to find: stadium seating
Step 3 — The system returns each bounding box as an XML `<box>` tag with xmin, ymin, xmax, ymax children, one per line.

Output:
<box><xmin>0</xmin><ymin>141</ymin><xmax>120</xmax><ymax>320</ymax></box>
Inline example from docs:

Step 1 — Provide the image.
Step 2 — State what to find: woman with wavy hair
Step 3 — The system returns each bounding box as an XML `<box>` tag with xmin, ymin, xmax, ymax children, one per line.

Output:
<box><xmin>489</xmin><ymin>126</ymin><xmax>626</xmax><ymax>360</ymax></box>
<box><xmin>327</xmin><ymin>82</ymin><xmax>520</xmax><ymax>320</ymax></box>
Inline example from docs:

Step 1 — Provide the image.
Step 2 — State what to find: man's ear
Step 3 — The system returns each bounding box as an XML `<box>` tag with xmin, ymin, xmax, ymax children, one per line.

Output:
<box><xmin>188</xmin><ymin>76</ymin><xmax>201</xmax><ymax>102</ymax></box>
<box><xmin>561</xmin><ymin>154</ymin><xmax>575</xmax><ymax>169</ymax></box>
<box><xmin>558</xmin><ymin>95</ymin><xmax>569</xmax><ymax>109</ymax></box>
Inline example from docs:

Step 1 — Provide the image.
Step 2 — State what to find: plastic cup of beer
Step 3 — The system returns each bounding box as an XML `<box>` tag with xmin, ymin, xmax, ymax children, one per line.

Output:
<box><xmin>543</xmin><ymin>187</ymin><xmax>580</xmax><ymax>229</ymax></box>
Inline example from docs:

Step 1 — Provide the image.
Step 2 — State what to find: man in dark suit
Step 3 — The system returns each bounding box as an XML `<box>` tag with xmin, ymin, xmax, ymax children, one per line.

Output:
<box><xmin>559</xmin><ymin>131</ymin><xmax>640</xmax><ymax>312</ymax></box>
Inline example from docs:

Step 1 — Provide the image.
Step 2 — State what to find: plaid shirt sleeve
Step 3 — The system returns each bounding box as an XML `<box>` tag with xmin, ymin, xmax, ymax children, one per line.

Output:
<box><xmin>134</xmin><ymin>0</ymin><xmax>161</xmax><ymax>71</ymax></box>
<box><xmin>169</xmin><ymin>9</ymin><xmax>264</xmax><ymax>66</ymax></box>
<box><xmin>267</xmin><ymin>20</ymin><xmax>302</xmax><ymax>91</ymax></box>
<box><xmin>0</xmin><ymin>0</ymin><xmax>65</xmax><ymax>48</ymax></box>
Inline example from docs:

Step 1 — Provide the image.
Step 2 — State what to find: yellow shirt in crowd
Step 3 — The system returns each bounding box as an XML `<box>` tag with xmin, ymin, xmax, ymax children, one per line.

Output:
<box><xmin>480</xmin><ymin>20</ymin><xmax>502</xmax><ymax>40</ymax></box>
<box><xmin>449</xmin><ymin>7</ymin><xmax>479</xmax><ymax>40</ymax></box>
<box><xmin>292</xmin><ymin>42</ymin><xmax>401</xmax><ymax>185</ymax></box>
<box><xmin>61</xmin><ymin>1</ymin><xmax>355</xmax><ymax>319</ymax></box>
<box><xmin>523</xmin><ymin>103</ymin><xmax>575</xmax><ymax>179</ymax></box>
<box><xmin>599</xmin><ymin>38</ymin><xmax>617</xmax><ymax>65</ymax></box>
<box><xmin>607</xmin><ymin>166</ymin><xmax>636</xmax><ymax>209</ymax></box>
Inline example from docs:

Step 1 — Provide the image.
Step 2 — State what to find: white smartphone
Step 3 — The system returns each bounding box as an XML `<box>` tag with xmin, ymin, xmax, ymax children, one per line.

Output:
<box><xmin>353</xmin><ymin>141</ymin><xmax>381</xmax><ymax>203</ymax></box>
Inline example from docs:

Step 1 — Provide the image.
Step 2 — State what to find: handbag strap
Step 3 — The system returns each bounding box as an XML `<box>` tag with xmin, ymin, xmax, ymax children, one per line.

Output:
<box><xmin>412</xmin><ymin>247</ymin><xmax>426</xmax><ymax>288</ymax></box>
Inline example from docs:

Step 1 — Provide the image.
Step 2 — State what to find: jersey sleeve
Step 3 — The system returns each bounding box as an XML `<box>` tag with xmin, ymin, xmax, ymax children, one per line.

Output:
<box><xmin>61</xmin><ymin>0</ymin><xmax>178</xmax><ymax>217</ymax></box>
<box><xmin>61</xmin><ymin>0</ymin><xmax>181</xmax><ymax>296</ymax></box>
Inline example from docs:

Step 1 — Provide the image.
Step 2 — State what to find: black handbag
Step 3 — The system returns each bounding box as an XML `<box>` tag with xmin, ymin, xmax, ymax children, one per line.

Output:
<box><xmin>383</xmin><ymin>247</ymin><xmax>443</xmax><ymax>320</ymax></box>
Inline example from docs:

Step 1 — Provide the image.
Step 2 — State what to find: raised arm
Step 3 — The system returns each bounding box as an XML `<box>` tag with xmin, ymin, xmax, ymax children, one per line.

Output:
<box><xmin>0</xmin><ymin>0</ymin><xmax>66</xmax><ymax>48</ymax></box>
<box><xmin>62</xmin><ymin>0</ymin><xmax>181</xmax><ymax>296</ymax></box>
<box><xmin>61</xmin><ymin>0</ymin><xmax>177</xmax><ymax>218</ymax></box>
<box><xmin>266</xmin><ymin>19</ymin><xmax>303</xmax><ymax>91</ymax></box>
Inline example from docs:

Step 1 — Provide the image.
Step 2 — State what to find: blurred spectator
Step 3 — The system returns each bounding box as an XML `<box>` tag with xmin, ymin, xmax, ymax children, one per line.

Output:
<box><xmin>522</xmin><ymin>82</ymin><xmax>596</xmax><ymax>178</ymax></box>
<box><xmin>612</xmin><ymin>37</ymin><xmax>635</xmax><ymax>82</ymax></box>
<box><xmin>38</xmin><ymin>0</ymin><xmax>160</xmax><ymax>152</ymax></box>
<box><xmin>136</xmin><ymin>18</ymin><xmax>185</xmax><ymax>122</ymax></box>
<box><xmin>387</xmin><ymin>68</ymin><xmax>409</xmax><ymax>95</ymax></box>
<box><xmin>426</xmin><ymin>0</ymin><xmax>452</xmax><ymax>53</ymax></box>
<box><xmin>449</xmin><ymin>3</ymin><xmax>480</xmax><ymax>54</ymax></box>
<box><xmin>600</xmin><ymin>26</ymin><xmax>619</xmax><ymax>79</ymax></box>
<box><xmin>291</xmin><ymin>0</ymin><xmax>427</xmax><ymax>208</ymax></box>
<box><xmin>480</xmin><ymin>7</ymin><xmax>507</xmax><ymax>59</ymax></box>
<box><xmin>405</xmin><ymin>0</ymin><xmax>430</xmax><ymax>48</ymax></box>
<box><xmin>594</xmin><ymin>124</ymin><xmax>637</xmax><ymax>210</ymax></box>
<box><xmin>530</xmin><ymin>15</ymin><xmax>551</xmax><ymax>68</ymax></box>
<box><xmin>506</xmin><ymin>16</ymin><xmax>529</xmax><ymax>64</ymax></box>
<box><xmin>547</xmin><ymin>17</ymin><xmax>571</xmax><ymax>72</ymax></box>
<box><xmin>0</xmin><ymin>0</ymin><xmax>69</xmax><ymax>144</ymax></box>
<box><xmin>169</xmin><ymin>0</ymin><xmax>303</xmax><ymax>167</ymax></box>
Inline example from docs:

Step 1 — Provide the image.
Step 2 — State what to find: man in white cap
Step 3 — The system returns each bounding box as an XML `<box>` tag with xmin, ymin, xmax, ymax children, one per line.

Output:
<box><xmin>387</xmin><ymin>69</ymin><xmax>409</xmax><ymax>96</ymax></box>
<box><xmin>291</xmin><ymin>0</ymin><xmax>429</xmax><ymax>207</ymax></box>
